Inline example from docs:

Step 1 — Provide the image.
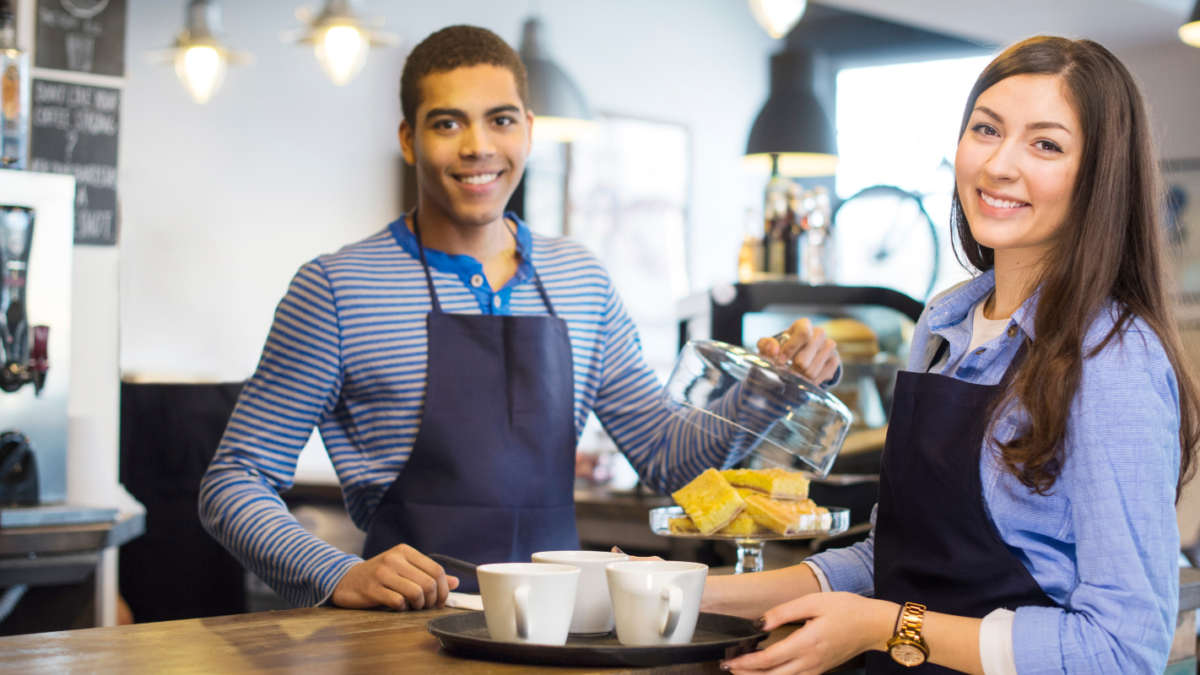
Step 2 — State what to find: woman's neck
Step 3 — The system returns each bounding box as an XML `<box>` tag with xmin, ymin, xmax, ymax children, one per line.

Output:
<box><xmin>986</xmin><ymin>247</ymin><xmax>1048</xmax><ymax>320</ymax></box>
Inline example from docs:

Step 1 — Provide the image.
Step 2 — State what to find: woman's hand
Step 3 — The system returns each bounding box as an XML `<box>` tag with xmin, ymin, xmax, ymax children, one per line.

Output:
<box><xmin>757</xmin><ymin>318</ymin><xmax>840</xmax><ymax>384</ymax></box>
<box><xmin>721</xmin><ymin>592</ymin><xmax>898</xmax><ymax>675</ymax></box>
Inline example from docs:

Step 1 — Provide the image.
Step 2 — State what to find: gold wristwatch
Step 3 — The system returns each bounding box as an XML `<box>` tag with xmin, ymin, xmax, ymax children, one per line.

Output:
<box><xmin>886</xmin><ymin>602</ymin><xmax>929</xmax><ymax>667</ymax></box>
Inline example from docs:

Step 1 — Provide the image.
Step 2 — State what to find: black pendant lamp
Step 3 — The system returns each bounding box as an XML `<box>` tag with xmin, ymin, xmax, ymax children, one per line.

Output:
<box><xmin>519</xmin><ymin>17</ymin><xmax>595</xmax><ymax>142</ymax></box>
<box><xmin>745</xmin><ymin>49</ymin><xmax>838</xmax><ymax>177</ymax></box>
<box><xmin>1181</xmin><ymin>1</ymin><xmax>1200</xmax><ymax>48</ymax></box>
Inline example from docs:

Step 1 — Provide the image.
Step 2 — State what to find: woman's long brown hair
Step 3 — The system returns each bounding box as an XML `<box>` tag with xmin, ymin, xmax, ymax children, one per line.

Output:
<box><xmin>950</xmin><ymin>36</ymin><xmax>1200</xmax><ymax>499</ymax></box>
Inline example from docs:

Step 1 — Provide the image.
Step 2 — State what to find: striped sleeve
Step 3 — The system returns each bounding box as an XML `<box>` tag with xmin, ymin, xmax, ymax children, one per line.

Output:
<box><xmin>198</xmin><ymin>260</ymin><xmax>361</xmax><ymax>608</ymax></box>
<box><xmin>589</xmin><ymin>280</ymin><xmax>768</xmax><ymax>493</ymax></box>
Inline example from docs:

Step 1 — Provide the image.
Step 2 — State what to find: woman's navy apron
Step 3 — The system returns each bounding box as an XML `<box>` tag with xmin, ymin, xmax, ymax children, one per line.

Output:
<box><xmin>361</xmin><ymin>213</ymin><xmax>579</xmax><ymax>593</ymax></box>
<box><xmin>868</xmin><ymin>339</ymin><xmax>1059</xmax><ymax>674</ymax></box>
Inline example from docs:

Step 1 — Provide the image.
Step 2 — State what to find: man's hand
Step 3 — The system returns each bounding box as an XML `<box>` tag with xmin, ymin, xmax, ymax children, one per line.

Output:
<box><xmin>757</xmin><ymin>318</ymin><xmax>840</xmax><ymax>384</ymax></box>
<box><xmin>331</xmin><ymin>543</ymin><xmax>459</xmax><ymax>611</ymax></box>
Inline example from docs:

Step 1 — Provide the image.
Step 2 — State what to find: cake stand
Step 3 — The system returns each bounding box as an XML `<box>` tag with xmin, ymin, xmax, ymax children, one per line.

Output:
<box><xmin>649</xmin><ymin>506</ymin><xmax>850</xmax><ymax>574</ymax></box>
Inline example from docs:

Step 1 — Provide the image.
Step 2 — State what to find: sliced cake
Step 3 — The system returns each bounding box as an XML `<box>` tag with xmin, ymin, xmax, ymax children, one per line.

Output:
<box><xmin>669</xmin><ymin>517</ymin><xmax>699</xmax><ymax>534</ymax></box>
<box><xmin>671</xmin><ymin>468</ymin><xmax>746</xmax><ymax>534</ymax></box>
<box><xmin>743</xmin><ymin>494</ymin><xmax>828</xmax><ymax>535</ymax></box>
<box><xmin>721</xmin><ymin>468</ymin><xmax>810</xmax><ymax>500</ymax></box>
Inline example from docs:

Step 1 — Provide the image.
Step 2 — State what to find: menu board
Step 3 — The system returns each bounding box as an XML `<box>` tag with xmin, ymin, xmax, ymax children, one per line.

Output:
<box><xmin>34</xmin><ymin>0</ymin><xmax>127</xmax><ymax>77</ymax></box>
<box><xmin>28</xmin><ymin>80</ymin><xmax>120</xmax><ymax>246</ymax></box>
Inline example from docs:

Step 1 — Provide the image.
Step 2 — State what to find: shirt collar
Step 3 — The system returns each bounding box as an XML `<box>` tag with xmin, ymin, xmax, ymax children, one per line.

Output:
<box><xmin>387</xmin><ymin>210</ymin><xmax>536</xmax><ymax>290</ymax></box>
<box><xmin>926</xmin><ymin>269</ymin><xmax>1038</xmax><ymax>340</ymax></box>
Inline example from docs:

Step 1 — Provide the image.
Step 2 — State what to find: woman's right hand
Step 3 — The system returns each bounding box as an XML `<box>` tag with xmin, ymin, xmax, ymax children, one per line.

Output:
<box><xmin>331</xmin><ymin>543</ymin><xmax>459</xmax><ymax>610</ymax></box>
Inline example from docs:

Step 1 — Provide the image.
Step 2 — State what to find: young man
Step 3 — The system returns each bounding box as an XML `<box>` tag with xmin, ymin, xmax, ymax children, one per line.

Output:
<box><xmin>200</xmin><ymin>25</ymin><xmax>839</xmax><ymax>612</ymax></box>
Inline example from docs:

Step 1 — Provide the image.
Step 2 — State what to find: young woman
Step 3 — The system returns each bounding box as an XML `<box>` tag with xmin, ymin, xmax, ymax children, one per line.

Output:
<box><xmin>705</xmin><ymin>36</ymin><xmax>1200</xmax><ymax>675</ymax></box>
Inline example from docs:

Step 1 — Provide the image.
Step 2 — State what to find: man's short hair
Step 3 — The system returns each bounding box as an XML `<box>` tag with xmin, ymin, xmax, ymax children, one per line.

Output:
<box><xmin>400</xmin><ymin>25</ymin><xmax>530</xmax><ymax>123</ymax></box>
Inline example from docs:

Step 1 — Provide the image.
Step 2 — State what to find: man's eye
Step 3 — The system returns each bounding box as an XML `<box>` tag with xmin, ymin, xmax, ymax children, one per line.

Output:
<box><xmin>494</xmin><ymin>116</ymin><xmax>516</xmax><ymax>127</ymax></box>
<box><xmin>433</xmin><ymin>119</ymin><xmax>458</xmax><ymax>130</ymax></box>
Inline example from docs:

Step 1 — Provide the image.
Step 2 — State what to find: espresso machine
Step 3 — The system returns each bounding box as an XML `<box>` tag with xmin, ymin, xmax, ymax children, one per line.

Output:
<box><xmin>0</xmin><ymin>171</ymin><xmax>73</xmax><ymax>507</ymax></box>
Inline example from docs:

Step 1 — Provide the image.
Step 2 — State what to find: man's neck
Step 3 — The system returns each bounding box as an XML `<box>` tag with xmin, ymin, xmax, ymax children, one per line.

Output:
<box><xmin>409</xmin><ymin>195</ymin><xmax>515</xmax><ymax>262</ymax></box>
<box><xmin>409</xmin><ymin>194</ymin><xmax>521</xmax><ymax>291</ymax></box>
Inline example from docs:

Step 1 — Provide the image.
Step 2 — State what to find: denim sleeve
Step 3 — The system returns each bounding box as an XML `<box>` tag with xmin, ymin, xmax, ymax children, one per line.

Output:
<box><xmin>1012</xmin><ymin>326</ymin><xmax>1180</xmax><ymax>674</ymax></box>
<box><xmin>806</xmin><ymin>504</ymin><xmax>877</xmax><ymax>596</ymax></box>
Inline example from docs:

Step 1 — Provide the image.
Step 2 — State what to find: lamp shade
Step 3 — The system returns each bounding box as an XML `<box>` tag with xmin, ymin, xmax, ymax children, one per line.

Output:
<box><xmin>745</xmin><ymin>50</ymin><xmax>838</xmax><ymax>177</ymax></box>
<box><xmin>519</xmin><ymin>18</ymin><xmax>595</xmax><ymax>142</ymax></box>
<box><xmin>1181</xmin><ymin>1</ymin><xmax>1200</xmax><ymax>48</ymax></box>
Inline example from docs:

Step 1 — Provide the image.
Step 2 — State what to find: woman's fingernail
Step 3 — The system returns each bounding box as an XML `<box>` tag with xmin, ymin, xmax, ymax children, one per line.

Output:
<box><xmin>753</xmin><ymin>617</ymin><xmax>766</xmax><ymax>629</ymax></box>
<box><xmin>719</xmin><ymin>663</ymin><xmax>731</xmax><ymax>671</ymax></box>
<box><xmin>612</xmin><ymin>546</ymin><xmax>625</xmax><ymax>554</ymax></box>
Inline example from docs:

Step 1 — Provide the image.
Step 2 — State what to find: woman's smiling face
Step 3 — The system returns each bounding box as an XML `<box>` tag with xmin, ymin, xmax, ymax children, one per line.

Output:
<box><xmin>955</xmin><ymin>74</ymin><xmax>1082</xmax><ymax>259</ymax></box>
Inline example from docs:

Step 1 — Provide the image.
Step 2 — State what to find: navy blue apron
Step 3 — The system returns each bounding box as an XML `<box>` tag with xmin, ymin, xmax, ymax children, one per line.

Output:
<box><xmin>868</xmin><ymin>339</ymin><xmax>1059</xmax><ymax>674</ymax></box>
<box><xmin>361</xmin><ymin>213</ymin><xmax>579</xmax><ymax>593</ymax></box>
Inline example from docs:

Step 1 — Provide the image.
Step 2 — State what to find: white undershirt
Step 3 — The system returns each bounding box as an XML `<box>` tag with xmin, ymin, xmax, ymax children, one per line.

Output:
<box><xmin>801</xmin><ymin>297</ymin><xmax>1021</xmax><ymax>675</ymax></box>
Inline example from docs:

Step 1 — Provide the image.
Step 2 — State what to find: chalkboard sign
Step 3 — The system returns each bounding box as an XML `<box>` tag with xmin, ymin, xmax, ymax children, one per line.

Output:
<box><xmin>29</xmin><ymin>80</ymin><xmax>119</xmax><ymax>246</ymax></box>
<box><xmin>35</xmin><ymin>0</ymin><xmax>126</xmax><ymax>77</ymax></box>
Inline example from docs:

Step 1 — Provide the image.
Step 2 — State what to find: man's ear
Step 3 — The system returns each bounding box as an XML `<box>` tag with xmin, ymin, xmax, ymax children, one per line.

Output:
<box><xmin>524</xmin><ymin>109</ymin><xmax>535</xmax><ymax>158</ymax></box>
<box><xmin>399</xmin><ymin>119</ymin><xmax>417</xmax><ymax>166</ymax></box>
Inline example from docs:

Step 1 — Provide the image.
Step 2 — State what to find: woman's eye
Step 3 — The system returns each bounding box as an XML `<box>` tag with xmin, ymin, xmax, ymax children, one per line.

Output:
<box><xmin>972</xmin><ymin>123</ymin><xmax>998</xmax><ymax>136</ymax></box>
<box><xmin>1035</xmin><ymin>140</ymin><xmax>1063</xmax><ymax>153</ymax></box>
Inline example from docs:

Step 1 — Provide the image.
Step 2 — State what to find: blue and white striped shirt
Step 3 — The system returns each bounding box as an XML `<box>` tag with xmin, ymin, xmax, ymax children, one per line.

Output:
<box><xmin>199</xmin><ymin>214</ymin><xmax>745</xmax><ymax>608</ymax></box>
<box><xmin>809</xmin><ymin>269</ymin><xmax>1181</xmax><ymax>674</ymax></box>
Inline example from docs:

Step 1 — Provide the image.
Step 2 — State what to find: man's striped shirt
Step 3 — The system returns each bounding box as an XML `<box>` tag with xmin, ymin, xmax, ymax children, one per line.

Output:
<box><xmin>199</xmin><ymin>215</ymin><xmax>749</xmax><ymax>608</ymax></box>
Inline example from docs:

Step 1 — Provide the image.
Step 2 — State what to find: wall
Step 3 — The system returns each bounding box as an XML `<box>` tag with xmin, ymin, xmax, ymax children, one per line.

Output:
<box><xmin>1118</xmin><ymin>39</ymin><xmax>1200</xmax><ymax>162</ymax></box>
<box><xmin>119</xmin><ymin>0</ymin><xmax>778</xmax><ymax>380</ymax></box>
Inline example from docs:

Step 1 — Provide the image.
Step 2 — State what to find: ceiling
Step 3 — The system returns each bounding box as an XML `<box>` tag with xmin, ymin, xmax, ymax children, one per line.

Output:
<box><xmin>816</xmin><ymin>0</ymin><xmax>1196</xmax><ymax>48</ymax></box>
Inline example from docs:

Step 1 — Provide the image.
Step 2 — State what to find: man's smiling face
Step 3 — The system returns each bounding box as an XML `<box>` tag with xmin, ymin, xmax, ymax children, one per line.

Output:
<box><xmin>400</xmin><ymin>64</ymin><xmax>533</xmax><ymax>228</ymax></box>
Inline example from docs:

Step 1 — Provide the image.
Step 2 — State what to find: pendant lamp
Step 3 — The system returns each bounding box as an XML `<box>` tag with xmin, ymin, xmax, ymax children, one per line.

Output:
<box><xmin>519</xmin><ymin>17</ymin><xmax>595</xmax><ymax>143</ymax></box>
<box><xmin>744</xmin><ymin>49</ymin><xmax>838</xmax><ymax>177</ymax></box>
<box><xmin>748</xmin><ymin>0</ymin><xmax>807</xmax><ymax>39</ymax></box>
<box><xmin>145</xmin><ymin>0</ymin><xmax>253</xmax><ymax>105</ymax></box>
<box><xmin>1181</xmin><ymin>1</ymin><xmax>1200</xmax><ymax>48</ymax></box>
<box><xmin>282</xmin><ymin>0</ymin><xmax>398</xmax><ymax>86</ymax></box>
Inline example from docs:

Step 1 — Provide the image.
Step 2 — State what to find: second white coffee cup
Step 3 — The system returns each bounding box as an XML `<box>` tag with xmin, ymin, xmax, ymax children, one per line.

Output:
<box><xmin>477</xmin><ymin>562</ymin><xmax>580</xmax><ymax>645</ymax></box>
<box><xmin>532</xmin><ymin>550</ymin><xmax>628</xmax><ymax>634</ymax></box>
<box><xmin>606</xmin><ymin>561</ymin><xmax>708</xmax><ymax>646</ymax></box>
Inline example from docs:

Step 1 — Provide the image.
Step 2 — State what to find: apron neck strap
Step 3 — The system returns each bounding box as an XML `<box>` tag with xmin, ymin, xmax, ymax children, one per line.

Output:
<box><xmin>412</xmin><ymin>210</ymin><xmax>559</xmax><ymax>318</ymax></box>
<box><xmin>410</xmin><ymin>210</ymin><xmax>443</xmax><ymax>315</ymax></box>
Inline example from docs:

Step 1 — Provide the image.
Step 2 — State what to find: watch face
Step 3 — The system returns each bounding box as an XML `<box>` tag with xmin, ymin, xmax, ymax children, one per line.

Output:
<box><xmin>890</xmin><ymin>643</ymin><xmax>926</xmax><ymax>667</ymax></box>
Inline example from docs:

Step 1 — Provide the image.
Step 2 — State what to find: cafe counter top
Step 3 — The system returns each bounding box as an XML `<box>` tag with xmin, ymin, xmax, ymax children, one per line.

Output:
<box><xmin>0</xmin><ymin>605</ymin><xmax>800</xmax><ymax>675</ymax></box>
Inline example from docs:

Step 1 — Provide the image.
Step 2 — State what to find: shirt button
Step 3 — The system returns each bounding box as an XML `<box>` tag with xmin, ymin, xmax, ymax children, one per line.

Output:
<box><xmin>493</xmin><ymin>295</ymin><xmax>502</xmax><ymax>309</ymax></box>
<box><xmin>975</xmin><ymin>348</ymin><xmax>986</xmax><ymax>355</ymax></box>
<box><xmin>470</xmin><ymin>274</ymin><xmax>484</xmax><ymax>288</ymax></box>
<box><xmin>1007</xmin><ymin>325</ymin><xmax>1018</xmax><ymax>338</ymax></box>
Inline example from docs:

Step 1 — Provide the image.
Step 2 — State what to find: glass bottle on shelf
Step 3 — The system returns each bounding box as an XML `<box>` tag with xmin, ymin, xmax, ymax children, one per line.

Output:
<box><xmin>738</xmin><ymin>208</ymin><xmax>761</xmax><ymax>283</ymax></box>
<box><xmin>0</xmin><ymin>0</ymin><xmax>28</xmax><ymax>170</ymax></box>
<box><xmin>800</xmin><ymin>187</ymin><xmax>834</xmax><ymax>284</ymax></box>
<box><xmin>762</xmin><ymin>174</ymin><xmax>792</xmax><ymax>276</ymax></box>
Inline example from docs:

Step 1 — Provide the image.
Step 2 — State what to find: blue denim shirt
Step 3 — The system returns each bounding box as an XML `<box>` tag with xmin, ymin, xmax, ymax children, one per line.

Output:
<box><xmin>809</xmin><ymin>269</ymin><xmax>1181</xmax><ymax>674</ymax></box>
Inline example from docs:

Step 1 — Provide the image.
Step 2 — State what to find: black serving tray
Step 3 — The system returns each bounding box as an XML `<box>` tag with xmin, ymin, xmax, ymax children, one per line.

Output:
<box><xmin>427</xmin><ymin>611</ymin><xmax>769</xmax><ymax>667</ymax></box>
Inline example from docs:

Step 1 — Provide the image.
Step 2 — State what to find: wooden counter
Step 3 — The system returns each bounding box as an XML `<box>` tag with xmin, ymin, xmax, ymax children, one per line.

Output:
<box><xmin>0</xmin><ymin>606</ymin><xmax>791</xmax><ymax>675</ymax></box>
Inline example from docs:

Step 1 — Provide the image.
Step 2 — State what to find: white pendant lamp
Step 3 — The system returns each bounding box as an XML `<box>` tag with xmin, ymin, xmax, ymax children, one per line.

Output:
<box><xmin>145</xmin><ymin>0</ymin><xmax>253</xmax><ymax>105</ymax></box>
<box><xmin>282</xmin><ymin>0</ymin><xmax>398</xmax><ymax>86</ymax></box>
<box><xmin>748</xmin><ymin>0</ymin><xmax>808</xmax><ymax>39</ymax></box>
<box><xmin>1181</xmin><ymin>1</ymin><xmax>1200</xmax><ymax>48</ymax></box>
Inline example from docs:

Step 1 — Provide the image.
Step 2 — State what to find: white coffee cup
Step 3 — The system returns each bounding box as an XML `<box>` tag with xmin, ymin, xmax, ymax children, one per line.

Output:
<box><xmin>477</xmin><ymin>562</ymin><xmax>580</xmax><ymax>645</ymax></box>
<box><xmin>606</xmin><ymin>561</ymin><xmax>708</xmax><ymax>646</ymax></box>
<box><xmin>532</xmin><ymin>550</ymin><xmax>628</xmax><ymax>634</ymax></box>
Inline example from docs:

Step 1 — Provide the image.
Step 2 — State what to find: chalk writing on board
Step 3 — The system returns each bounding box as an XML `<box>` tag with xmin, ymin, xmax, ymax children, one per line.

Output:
<box><xmin>35</xmin><ymin>0</ymin><xmax>126</xmax><ymax>77</ymax></box>
<box><xmin>29</xmin><ymin>80</ymin><xmax>119</xmax><ymax>245</ymax></box>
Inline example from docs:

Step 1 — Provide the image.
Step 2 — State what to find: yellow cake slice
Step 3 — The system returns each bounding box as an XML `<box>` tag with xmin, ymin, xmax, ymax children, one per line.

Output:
<box><xmin>718</xmin><ymin>513</ymin><xmax>769</xmax><ymax>536</ymax></box>
<box><xmin>721</xmin><ymin>468</ymin><xmax>810</xmax><ymax>500</ymax></box>
<box><xmin>669</xmin><ymin>517</ymin><xmax>699</xmax><ymax>534</ymax></box>
<box><xmin>743</xmin><ymin>494</ymin><xmax>828</xmax><ymax>535</ymax></box>
<box><xmin>671</xmin><ymin>468</ymin><xmax>746</xmax><ymax>534</ymax></box>
<box><xmin>669</xmin><ymin>513</ymin><xmax>768</xmax><ymax>536</ymax></box>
